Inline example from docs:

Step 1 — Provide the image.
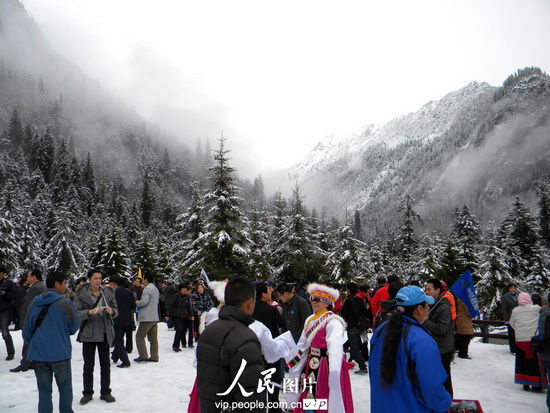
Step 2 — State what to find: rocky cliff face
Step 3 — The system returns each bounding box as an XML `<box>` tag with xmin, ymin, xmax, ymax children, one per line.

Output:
<box><xmin>290</xmin><ymin>69</ymin><xmax>550</xmax><ymax>236</ymax></box>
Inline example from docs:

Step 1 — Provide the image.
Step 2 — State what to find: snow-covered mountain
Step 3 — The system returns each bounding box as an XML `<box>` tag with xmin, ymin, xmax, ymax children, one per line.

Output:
<box><xmin>290</xmin><ymin>69</ymin><xmax>550</xmax><ymax>236</ymax></box>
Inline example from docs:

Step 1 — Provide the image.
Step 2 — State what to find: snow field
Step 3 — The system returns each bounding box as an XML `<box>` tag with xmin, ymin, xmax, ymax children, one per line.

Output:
<box><xmin>0</xmin><ymin>325</ymin><xmax>547</xmax><ymax>412</ymax></box>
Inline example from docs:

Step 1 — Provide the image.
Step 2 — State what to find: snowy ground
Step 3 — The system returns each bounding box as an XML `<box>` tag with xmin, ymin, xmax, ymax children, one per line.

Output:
<box><xmin>0</xmin><ymin>324</ymin><xmax>547</xmax><ymax>412</ymax></box>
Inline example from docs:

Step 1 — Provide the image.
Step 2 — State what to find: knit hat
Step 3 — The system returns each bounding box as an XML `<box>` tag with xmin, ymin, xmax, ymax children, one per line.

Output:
<box><xmin>307</xmin><ymin>283</ymin><xmax>339</xmax><ymax>305</ymax></box>
<box><xmin>518</xmin><ymin>292</ymin><xmax>533</xmax><ymax>306</ymax></box>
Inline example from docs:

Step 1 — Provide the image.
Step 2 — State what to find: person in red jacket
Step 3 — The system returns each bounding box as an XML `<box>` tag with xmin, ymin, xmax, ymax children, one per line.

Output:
<box><xmin>371</xmin><ymin>274</ymin><xmax>400</xmax><ymax>324</ymax></box>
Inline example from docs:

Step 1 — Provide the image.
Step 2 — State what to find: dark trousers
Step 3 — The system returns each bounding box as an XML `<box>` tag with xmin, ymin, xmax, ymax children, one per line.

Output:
<box><xmin>125</xmin><ymin>326</ymin><xmax>133</xmax><ymax>353</ymax></box>
<box><xmin>455</xmin><ymin>334</ymin><xmax>472</xmax><ymax>358</ymax></box>
<box><xmin>82</xmin><ymin>340</ymin><xmax>111</xmax><ymax>396</ymax></box>
<box><xmin>173</xmin><ymin>317</ymin><xmax>193</xmax><ymax>348</ymax></box>
<box><xmin>0</xmin><ymin>310</ymin><xmax>14</xmax><ymax>356</ymax></box>
<box><xmin>441</xmin><ymin>351</ymin><xmax>454</xmax><ymax>397</ymax></box>
<box><xmin>543</xmin><ymin>360</ymin><xmax>550</xmax><ymax>410</ymax></box>
<box><xmin>266</xmin><ymin>359</ymin><xmax>284</xmax><ymax>413</ymax></box>
<box><xmin>20</xmin><ymin>338</ymin><xmax>32</xmax><ymax>369</ymax></box>
<box><xmin>34</xmin><ymin>360</ymin><xmax>73</xmax><ymax>413</ymax></box>
<box><xmin>347</xmin><ymin>328</ymin><xmax>367</xmax><ymax>369</ymax></box>
<box><xmin>112</xmin><ymin>325</ymin><xmax>131</xmax><ymax>365</ymax></box>
<box><xmin>193</xmin><ymin>316</ymin><xmax>201</xmax><ymax>341</ymax></box>
<box><xmin>507</xmin><ymin>324</ymin><xmax>518</xmax><ymax>353</ymax></box>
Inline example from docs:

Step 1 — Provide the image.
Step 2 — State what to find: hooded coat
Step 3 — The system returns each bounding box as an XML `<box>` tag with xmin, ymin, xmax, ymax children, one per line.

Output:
<box><xmin>23</xmin><ymin>289</ymin><xmax>80</xmax><ymax>362</ymax></box>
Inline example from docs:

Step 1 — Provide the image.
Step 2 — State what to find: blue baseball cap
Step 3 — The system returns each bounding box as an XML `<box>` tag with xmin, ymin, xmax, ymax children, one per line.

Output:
<box><xmin>395</xmin><ymin>286</ymin><xmax>435</xmax><ymax>306</ymax></box>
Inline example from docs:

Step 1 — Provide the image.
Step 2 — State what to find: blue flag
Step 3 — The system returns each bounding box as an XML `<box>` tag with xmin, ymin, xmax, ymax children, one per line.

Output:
<box><xmin>449</xmin><ymin>270</ymin><xmax>480</xmax><ymax>317</ymax></box>
<box><xmin>200</xmin><ymin>268</ymin><xmax>210</xmax><ymax>284</ymax></box>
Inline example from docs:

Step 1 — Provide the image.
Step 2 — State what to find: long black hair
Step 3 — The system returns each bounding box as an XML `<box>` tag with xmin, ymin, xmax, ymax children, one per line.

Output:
<box><xmin>380</xmin><ymin>305</ymin><xmax>418</xmax><ymax>387</ymax></box>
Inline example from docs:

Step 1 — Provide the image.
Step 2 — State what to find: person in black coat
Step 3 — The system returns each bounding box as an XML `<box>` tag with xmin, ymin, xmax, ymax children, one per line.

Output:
<box><xmin>275</xmin><ymin>283</ymin><xmax>312</xmax><ymax>343</ymax></box>
<box><xmin>11</xmin><ymin>269</ymin><xmax>47</xmax><ymax>372</ymax></box>
<box><xmin>253</xmin><ymin>282</ymin><xmax>286</xmax><ymax>412</ymax></box>
<box><xmin>197</xmin><ymin>278</ymin><xmax>265</xmax><ymax>413</ymax></box>
<box><xmin>111</xmin><ymin>277</ymin><xmax>136</xmax><ymax>368</ymax></box>
<box><xmin>167</xmin><ymin>284</ymin><xmax>194</xmax><ymax>351</ymax></box>
<box><xmin>341</xmin><ymin>282</ymin><xmax>370</xmax><ymax>374</ymax></box>
<box><xmin>0</xmin><ymin>266</ymin><xmax>16</xmax><ymax>360</ymax></box>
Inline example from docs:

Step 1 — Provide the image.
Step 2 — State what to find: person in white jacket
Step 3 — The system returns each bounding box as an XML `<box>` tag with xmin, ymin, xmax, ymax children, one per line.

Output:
<box><xmin>509</xmin><ymin>292</ymin><xmax>546</xmax><ymax>391</ymax></box>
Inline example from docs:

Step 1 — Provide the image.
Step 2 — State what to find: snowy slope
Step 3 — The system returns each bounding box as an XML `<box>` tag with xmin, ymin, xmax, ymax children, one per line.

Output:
<box><xmin>287</xmin><ymin>71</ymin><xmax>550</xmax><ymax>234</ymax></box>
<box><xmin>289</xmin><ymin>81</ymin><xmax>495</xmax><ymax>180</ymax></box>
<box><xmin>0</xmin><ymin>324</ymin><xmax>546</xmax><ymax>412</ymax></box>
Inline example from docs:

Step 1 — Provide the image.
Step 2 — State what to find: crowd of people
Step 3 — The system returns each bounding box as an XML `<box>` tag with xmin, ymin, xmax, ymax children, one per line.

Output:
<box><xmin>1</xmin><ymin>263</ymin><xmax>550</xmax><ymax>412</ymax></box>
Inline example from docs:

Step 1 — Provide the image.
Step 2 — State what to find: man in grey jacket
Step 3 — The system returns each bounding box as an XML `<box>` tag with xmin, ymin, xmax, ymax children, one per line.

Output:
<box><xmin>74</xmin><ymin>269</ymin><xmax>118</xmax><ymax>405</ymax></box>
<box><xmin>11</xmin><ymin>269</ymin><xmax>46</xmax><ymax>372</ymax></box>
<box><xmin>134</xmin><ymin>273</ymin><xmax>160</xmax><ymax>362</ymax></box>
<box><xmin>424</xmin><ymin>279</ymin><xmax>455</xmax><ymax>398</ymax></box>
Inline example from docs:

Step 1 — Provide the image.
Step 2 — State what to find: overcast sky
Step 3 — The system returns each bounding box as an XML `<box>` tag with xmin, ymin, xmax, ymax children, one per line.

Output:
<box><xmin>20</xmin><ymin>0</ymin><xmax>550</xmax><ymax>177</ymax></box>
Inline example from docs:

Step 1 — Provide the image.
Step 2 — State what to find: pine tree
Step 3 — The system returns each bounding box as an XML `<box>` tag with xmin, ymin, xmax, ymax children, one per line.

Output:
<box><xmin>194</xmin><ymin>136</ymin><xmax>249</xmax><ymax>280</ymax></box>
<box><xmin>7</xmin><ymin>109</ymin><xmax>24</xmax><ymax>150</ymax></box>
<box><xmin>174</xmin><ymin>182</ymin><xmax>205</xmax><ymax>274</ymax></box>
<box><xmin>102</xmin><ymin>227</ymin><xmax>132</xmax><ymax>280</ymax></box>
<box><xmin>18</xmin><ymin>208</ymin><xmax>44</xmax><ymax>271</ymax></box>
<box><xmin>395</xmin><ymin>194</ymin><xmax>421</xmax><ymax>262</ymax></box>
<box><xmin>437</xmin><ymin>238</ymin><xmax>466</xmax><ymax>285</ymax></box>
<box><xmin>524</xmin><ymin>243</ymin><xmax>550</xmax><ymax>292</ymax></box>
<box><xmin>39</xmin><ymin>131</ymin><xmax>55</xmax><ymax>184</ymax></box>
<box><xmin>326</xmin><ymin>223</ymin><xmax>365</xmax><ymax>282</ymax></box>
<box><xmin>271</xmin><ymin>184</ymin><xmax>323</xmax><ymax>282</ymax></box>
<box><xmin>536</xmin><ymin>181</ymin><xmax>550</xmax><ymax>248</ymax></box>
<box><xmin>0</xmin><ymin>202</ymin><xmax>21</xmax><ymax>274</ymax></box>
<box><xmin>45</xmin><ymin>206</ymin><xmax>86</xmax><ymax>278</ymax></box>
<box><xmin>498</xmin><ymin>197</ymin><xmax>541</xmax><ymax>282</ymax></box>
<box><xmin>89</xmin><ymin>232</ymin><xmax>108</xmax><ymax>272</ymax></box>
<box><xmin>476</xmin><ymin>229</ymin><xmax>513</xmax><ymax>317</ymax></box>
<box><xmin>248</xmin><ymin>203</ymin><xmax>272</xmax><ymax>280</ymax></box>
<box><xmin>353</xmin><ymin>210</ymin><xmax>362</xmax><ymax>240</ymax></box>
<box><xmin>415</xmin><ymin>233</ymin><xmax>443</xmax><ymax>282</ymax></box>
<box><xmin>451</xmin><ymin>205</ymin><xmax>482</xmax><ymax>277</ymax></box>
<box><xmin>141</xmin><ymin>171</ymin><xmax>155</xmax><ymax>227</ymax></box>
<box><xmin>133</xmin><ymin>232</ymin><xmax>158</xmax><ymax>278</ymax></box>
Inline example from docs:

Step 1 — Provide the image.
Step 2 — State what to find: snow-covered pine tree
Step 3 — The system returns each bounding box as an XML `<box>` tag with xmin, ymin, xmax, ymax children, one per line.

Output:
<box><xmin>102</xmin><ymin>226</ymin><xmax>132</xmax><ymax>280</ymax></box>
<box><xmin>196</xmin><ymin>136</ymin><xmax>249</xmax><ymax>280</ymax></box>
<box><xmin>353</xmin><ymin>210</ymin><xmax>362</xmax><ymax>240</ymax></box>
<box><xmin>174</xmin><ymin>181</ymin><xmax>204</xmax><ymax>275</ymax></box>
<box><xmin>141</xmin><ymin>170</ymin><xmax>155</xmax><ymax>227</ymax></box>
<box><xmin>476</xmin><ymin>228</ymin><xmax>513</xmax><ymax>317</ymax></box>
<box><xmin>0</xmin><ymin>195</ymin><xmax>22</xmax><ymax>274</ymax></box>
<box><xmin>271</xmin><ymin>184</ymin><xmax>322</xmax><ymax>282</ymax></box>
<box><xmin>133</xmin><ymin>231</ymin><xmax>158</xmax><ymax>278</ymax></box>
<box><xmin>45</xmin><ymin>205</ymin><xmax>86</xmax><ymax>278</ymax></box>
<box><xmin>89</xmin><ymin>232</ymin><xmax>108</xmax><ymax>272</ymax></box>
<box><xmin>155</xmin><ymin>235</ymin><xmax>173</xmax><ymax>280</ymax></box>
<box><xmin>451</xmin><ymin>204</ymin><xmax>482</xmax><ymax>277</ymax></box>
<box><xmin>436</xmin><ymin>237</ymin><xmax>466</xmax><ymax>285</ymax></box>
<box><xmin>498</xmin><ymin>196</ymin><xmax>541</xmax><ymax>283</ymax></box>
<box><xmin>414</xmin><ymin>233</ymin><xmax>444</xmax><ymax>282</ymax></box>
<box><xmin>395</xmin><ymin>194</ymin><xmax>421</xmax><ymax>263</ymax></box>
<box><xmin>524</xmin><ymin>242</ymin><xmax>550</xmax><ymax>292</ymax></box>
<box><xmin>18</xmin><ymin>207</ymin><xmax>44</xmax><ymax>271</ymax></box>
<box><xmin>536</xmin><ymin>181</ymin><xmax>550</xmax><ymax>248</ymax></box>
<box><xmin>325</xmin><ymin>222</ymin><xmax>365</xmax><ymax>282</ymax></box>
<box><xmin>248</xmin><ymin>202</ymin><xmax>273</xmax><ymax>280</ymax></box>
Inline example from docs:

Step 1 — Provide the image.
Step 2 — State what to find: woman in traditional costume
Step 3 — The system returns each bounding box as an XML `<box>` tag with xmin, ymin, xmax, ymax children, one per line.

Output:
<box><xmin>286</xmin><ymin>283</ymin><xmax>353</xmax><ymax>413</ymax></box>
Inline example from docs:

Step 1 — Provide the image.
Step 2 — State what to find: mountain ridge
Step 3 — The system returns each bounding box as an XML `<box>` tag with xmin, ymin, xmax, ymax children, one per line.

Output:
<box><xmin>290</xmin><ymin>69</ymin><xmax>550</xmax><ymax>236</ymax></box>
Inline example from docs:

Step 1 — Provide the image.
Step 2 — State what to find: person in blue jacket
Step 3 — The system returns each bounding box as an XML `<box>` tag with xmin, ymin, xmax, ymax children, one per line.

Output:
<box><xmin>369</xmin><ymin>285</ymin><xmax>452</xmax><ymax>413</ymax></box>
<box><xmin>23</xmin><ymin>271</ymin><xmax>80</xmax><ymax>413</ymax></box>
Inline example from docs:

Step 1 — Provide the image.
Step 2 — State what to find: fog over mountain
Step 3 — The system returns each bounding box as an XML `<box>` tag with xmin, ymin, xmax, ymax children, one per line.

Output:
<box><xmin>289</xmin><ymin>70</ymin><xmax>550</xmax><ymax>235</ymax></box>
